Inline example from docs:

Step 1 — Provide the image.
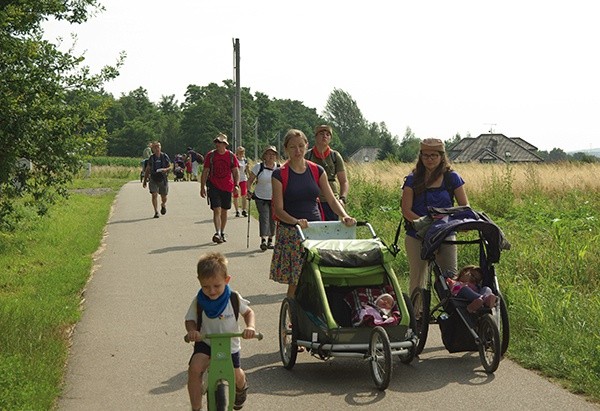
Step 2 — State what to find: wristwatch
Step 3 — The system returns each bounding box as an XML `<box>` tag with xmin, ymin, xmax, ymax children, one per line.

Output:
<box><xmin>339</xmin><ymin>196</ymin><xmax>346</xmax><ymax>202</ymax></box>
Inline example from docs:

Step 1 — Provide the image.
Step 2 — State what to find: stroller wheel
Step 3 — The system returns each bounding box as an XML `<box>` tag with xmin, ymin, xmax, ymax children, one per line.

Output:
<box><xmin>399</xmin><ymin>292</ymin><xmax>417</xmax><ymax>364</ymax></box>
<box><xmin>278</xmin><ymin>298</ymin><xmax>298</xmax><ymax>370</ymax></box>
<box><xmin>410</xmin><ymin>288</ymin><xmax>431</xmax><ymax>356</ymax></box>
<box><xmin>477</xmin><ymin>313</ymin><xmax>501</xmax><ymax>373</ymax></box>
<box><xmin>368</xmin><ymin>326</ymin><xmax>392</xmax><ymax>391</ymax></box>
<box><xmin>497</xmin><ymin>292</ymin><xmax>510</xmax><ymax>356</ymax></box>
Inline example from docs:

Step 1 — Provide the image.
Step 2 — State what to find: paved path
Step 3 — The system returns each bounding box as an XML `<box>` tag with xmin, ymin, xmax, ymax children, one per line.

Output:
<box><xmin>59</xmin><ymin>181</ymin><xmax>598</xmax><ymax>410</ymax></box>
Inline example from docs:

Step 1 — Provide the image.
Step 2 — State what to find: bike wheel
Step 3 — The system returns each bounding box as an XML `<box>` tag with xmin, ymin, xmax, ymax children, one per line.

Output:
<box><xmin>498</xmin><ymin>292</ymin><xmax>510</xmax><ymax>356</ymax></box>
<box><xmin>215</xmin><ymin>381</ymin><xmax>228</xmax><ymax>411</ymax></box>
<box><xmin>399</xmin><ymin>292</ymin><xmax>417</xmax><ymax>364</ymax></box>
<box><xmin>279</xmin><ymin>297</ymin><xmax>298</xmax><ymax>370</ymax></box>
<box><xmin>369</xmin><ymin>326</ymin><xmax>392</xmax><ymax>391</ymax></box>
<box><xmin>478</xmin><ymin>313</ymin><xmax>501</xmax><ymax>373</ymax></box>
<box><xmin>410</xmin><ymin>287</ymin><xmax>430</xmax><ymax>355</ymax></box>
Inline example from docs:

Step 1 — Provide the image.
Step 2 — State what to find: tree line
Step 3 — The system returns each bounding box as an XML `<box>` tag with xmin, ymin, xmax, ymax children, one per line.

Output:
<box><xmin>102</xmin><ymin>84</ymin><xmax>403</xmax><ymax>162</ymax></box>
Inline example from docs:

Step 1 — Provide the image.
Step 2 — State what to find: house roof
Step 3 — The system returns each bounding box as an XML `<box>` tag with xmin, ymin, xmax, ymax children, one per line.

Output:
<box><xmin>348</xmin><ymin>147</ymin><xmax>380</xmax><ymax>162</ymax></box>
<box><xmin>448</xmin><ymin>134</ymin><xmax>544</xmax><ymax>163</ymax></box>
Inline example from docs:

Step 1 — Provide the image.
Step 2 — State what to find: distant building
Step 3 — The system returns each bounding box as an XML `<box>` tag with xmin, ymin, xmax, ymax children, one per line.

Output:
<box><xmin>348</xmin><ymin>147</ymin><xmax>380</xmax><ymax>163</ymax></box>
<box><xmin>448</xmin><ymin>133</ymin><xmax>544</xmax><ymax>163</ymax></box>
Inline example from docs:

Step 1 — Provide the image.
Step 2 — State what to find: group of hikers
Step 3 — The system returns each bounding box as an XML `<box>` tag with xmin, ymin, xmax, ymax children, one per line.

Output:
<box><xmin>141</xmin><ymin>127</ymin><xmax>475</xmax><ymax>411</ymax></box>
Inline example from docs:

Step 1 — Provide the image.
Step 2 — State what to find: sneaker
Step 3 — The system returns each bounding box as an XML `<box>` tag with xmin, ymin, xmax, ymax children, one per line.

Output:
<box><xmin>153</xmin><ymin>212</ymin><xmax>159</xmax><ymax>219</ymax></box>
<box><xmin>260</xmin><ymin>240</ymin><xmax>267</xmax><ymax>251</ymax></box>
<box><xmin>242</xmin><ymin>210</ymin><xmax>247</xmax><ymax>217</ymax></box>
<box><xmin>467</xmin><ymin>297</ymin><xmax>484</xmax><ymax>313</ymax></box>
<box><xmin>235</xmin><ymin>211</ymin><xmax>240</xmax><ymax>217</ymax></box>
<box><xmin>220</xmin><ymin>232</ymin><xmax>227</xmax><ymax>242</ymax></box>
<box><xmin>267</xmin><ymin>239</ymin><xmax>274</xmax><ymax>249</ymax></box>
<box><xmin>212</xmin><ymin>233</ymin><xmax>223</xmax><ymax>244</ymax></box>
<box><xmin>484</xmin><ymin>294</ymin><xmax>497</xmax><ymax>308</ymax></box>
<box><xmin>233</xmin><ymin>384</ymin><xmax>248</xmax><ymax>410</ymax></box>
<box><xmin>160</xmin><ymin>205</ymin><xmax>166</xmax><ymax>215</ymax></box>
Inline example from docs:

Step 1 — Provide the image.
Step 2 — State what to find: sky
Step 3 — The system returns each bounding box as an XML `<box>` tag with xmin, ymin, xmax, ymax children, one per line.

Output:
<box><xmin>43</xmin><ymin>0</ymin><xmax>599</xmax><ymax>153</ymax></box>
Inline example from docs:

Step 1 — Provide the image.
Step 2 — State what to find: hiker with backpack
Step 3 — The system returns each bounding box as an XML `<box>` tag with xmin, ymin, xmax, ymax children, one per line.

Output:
<box><xmin>270</xmin><ymin>129</ymin><xmax>356</xmax><ymax>299</ymax></box>
<box><xmin>246</xmin><ymin>145</ymin><xmax>280</xmax><ymax>251</ymax></box>
<box><xmin>185</xmin><ymin>251</ymin><xmax>256</xmax><ymax>411</ymax></box>
<box><xmin>200</xmin><ymin>133</ymin><xmax>240</xmax><ymax>244</ymax></box>
<box><xmin>401</xmin><ymin>138</ymin><xmax>469</xmax><ymax>294</ymax></box>
<box><xmin>306</xmin><ymin>124</ymin><xmax>349</xmax><ymax>221</ymax></box>
<box><xmin>142</xmin><ymin>141</ymin><xmax>171</xmax><ymax>219</ymax></box>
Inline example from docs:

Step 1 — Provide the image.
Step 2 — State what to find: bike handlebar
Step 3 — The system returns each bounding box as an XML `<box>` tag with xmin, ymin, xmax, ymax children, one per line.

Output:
<box><xmin>184</xmin><ymin>331</ymin><xmax>263</xmax><ymax>343</ymax></box>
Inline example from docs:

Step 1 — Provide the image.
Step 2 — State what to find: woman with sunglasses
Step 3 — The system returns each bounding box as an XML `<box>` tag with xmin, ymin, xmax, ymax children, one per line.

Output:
<box><xmin>401</xmin><ymin>138</ymin><xmax>469</xmax><ymax>294</ymax></box>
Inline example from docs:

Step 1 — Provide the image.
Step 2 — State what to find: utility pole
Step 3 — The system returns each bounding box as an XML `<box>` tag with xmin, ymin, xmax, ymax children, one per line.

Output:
<box><xmin>253</xmin><ymin>118</ymin><xmax>258</xmax><ymax>160</ymax></box>
<box><xmin>233</xmin><ymin>38</ymin><xmax>242</xmax><ymax>149</ymax></box>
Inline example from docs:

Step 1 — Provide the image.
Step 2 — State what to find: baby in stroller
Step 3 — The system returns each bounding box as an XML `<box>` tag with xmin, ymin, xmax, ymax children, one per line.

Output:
<box><xmin>446</xmin><ymin>265</ymin><xmax>497</xmax><ymax>313</ymax></box>
<box><xmin>173</xmin><ymin>155</ymin><xmax>185</xmax><ymax>182</ymax></box>
<box><xmin>344</xmin><ymin>287</ymin><xmax>401</xmax><ymax>327</ymax></box>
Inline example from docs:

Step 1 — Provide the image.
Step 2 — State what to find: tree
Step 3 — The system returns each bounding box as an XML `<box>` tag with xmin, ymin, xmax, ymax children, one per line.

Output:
<box><xmin>323</xmin><ymin>88</ymin><xmax>369</xmax><ymax>157</ymax></box>
<box><xmin>547</xmin><ymin>148</ymin><xmax>568</xmax><ymax>162</ymax></box>
<box><xmin>106</xmin><ymin>88</ymin><xmax>160</xmax><ymax>156</ymax></box>
<box><xmin>0</xmin><ymin>0</ymin><xmax>122</xmax><ymax>227</ymax></box>
<box><xmin>397</xmin><ymin>127</ymin><xmax>420</xmax><ymax>163</ymax></box>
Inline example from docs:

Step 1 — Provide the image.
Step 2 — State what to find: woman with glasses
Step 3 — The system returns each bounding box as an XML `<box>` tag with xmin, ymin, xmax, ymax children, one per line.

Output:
<box><xmin>401</xmin><ymin>138</ymin><xmax>469</xmax><ymax>294</ymax></box>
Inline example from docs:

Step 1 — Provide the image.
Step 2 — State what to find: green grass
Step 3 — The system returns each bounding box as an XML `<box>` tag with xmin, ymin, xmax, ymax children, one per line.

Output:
<box><xmin>347</xmin><ymin>170</ymin><xmax>600</xmax><ymax>403</ymax></box>
<box><xmin>0</xmin><ymin>174</ymin><xmax>121</xmax><ymax>410</ymax></box>
<box><xmin>1</xmin><ymin>163</ymin><xmax>599</xmax><ymax>408</ymax></box>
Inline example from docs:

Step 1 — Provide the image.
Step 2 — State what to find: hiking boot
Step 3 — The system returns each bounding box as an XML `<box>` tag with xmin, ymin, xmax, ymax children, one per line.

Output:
<box><xmin>212</xmin><ymin>233</ymin><xmax>223</xmax><ymax>244</ymax></box>
<box><xmin>220</xmin><ymin>232</ymin><xmax>227</xmax><ymax>242</ymax></box>
<box><xmin>233</xmin><ymin>384</ymin><xmax>248</xmax><ymax>410</ymax></box>
<box><xmin>154</xmin><ymin>212</ymin><xmax>159</xmax><ymax>218</ymax></box>
<box><xmin>242</xmin><ymin>210</ymin><xmax>247</xmax><ymax>217</ymax></box>
<box><xmin>267</xmin><ymin>239</ymin><xmax>274</xmax><ymax>249</ymax></box>
<box><xmin>235</xmin><ymin>210</ymin><xmax>240</xmax><ymax>217</ymax></box>
<box><xmin>484</xmin><ymin>293</ymin><xmax>497</xmax><ymax>308</ymax></box>
<box><xmin>260</xmin><ymin>240</ymin><xmax>267</xmax><ymax>251</ymax></box>
<box><xmin>160</xmin><ymin>205</ymin><xmax>166</xmax><ymax>215</ymax></box>
<box><xmin>467</xmin><ymin>297</ymin><xmax>484</xmax><ymax>313</ymax></box>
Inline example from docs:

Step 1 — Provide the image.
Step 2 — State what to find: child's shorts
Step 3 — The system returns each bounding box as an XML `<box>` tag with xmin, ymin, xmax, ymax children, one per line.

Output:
<box><xmin>190</xmin><ymin>341</ymin><xmax>241</xmax><ymax>368</ymax></box>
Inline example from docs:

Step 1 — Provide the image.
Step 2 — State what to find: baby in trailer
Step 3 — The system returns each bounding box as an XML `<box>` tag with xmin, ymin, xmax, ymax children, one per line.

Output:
<box><xmin>354</xmin><ymin>293</ymin><xmax>400</xmax><ymax>327</ymax></box>
<box><xmin>446</xmin><ymin>265</ymin><xmax>497</xmax><ymax>313</ymax></box>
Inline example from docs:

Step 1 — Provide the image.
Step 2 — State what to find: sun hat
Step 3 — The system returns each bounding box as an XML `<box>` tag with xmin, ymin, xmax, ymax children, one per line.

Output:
<box><xmin>420</xmin><ymin>138</ymin><xmax>445</xmax><ymax>152</ymax></box>
<box><xmin>314</xmin><ymin>125</ymin><xmax>333</xmax><ymax>135</ymax></box>
<box><xmin>262</xmin><ymin>145</ymin><xmax>278</xmax><ymax>159</ymax></box>
<box><xmin>213</xmin><ymin>133</ymin><xmax>229</xmax><ymax>145</ymax></box>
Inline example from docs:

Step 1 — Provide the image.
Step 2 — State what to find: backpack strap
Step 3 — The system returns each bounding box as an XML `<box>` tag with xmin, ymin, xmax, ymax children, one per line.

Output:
<box><xmin>443</xmin><ymin>171</ymin><xmax>455</xmax><ymax>205</ymax></box>
<box><xmin>196</xmin><ymin>291</ymin><xmax>241</xmax><ymax>330</ymax></box>
<box><xmin>256</xmin><ymin>162</ymin><xmax>265</xmax><ymax>179</ymax></box>
<box><xmin>277</xmin><ymin>161</ymin><xmax>323</xmax><ymax>221</ymax></box>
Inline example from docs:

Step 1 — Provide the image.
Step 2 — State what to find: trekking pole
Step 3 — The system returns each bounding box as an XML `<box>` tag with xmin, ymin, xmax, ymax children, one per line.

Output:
<box><xmin>246</xmin><ymin>198</ymin><xmax>251</xmax><ymax>248</ymax></box>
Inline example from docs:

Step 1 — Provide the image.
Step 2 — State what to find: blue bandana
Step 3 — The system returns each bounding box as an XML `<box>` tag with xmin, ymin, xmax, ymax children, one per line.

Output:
<box><xmin>197</xmin><ymin>284</ymin><xmax>231</xmax><ymax>318</ymax></box>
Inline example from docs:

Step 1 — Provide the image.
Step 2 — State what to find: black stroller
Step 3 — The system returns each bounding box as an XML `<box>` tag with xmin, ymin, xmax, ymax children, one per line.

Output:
<box><xmin>399</xmin><ymin>206</ymin><xmax>511</xmax><ymax>373</ymax></box>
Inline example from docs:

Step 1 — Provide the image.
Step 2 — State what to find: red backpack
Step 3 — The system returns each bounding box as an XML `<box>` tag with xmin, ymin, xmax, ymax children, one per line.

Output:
<box><xmin>273</xmin><ymin>161</ymin><xmax>324</xmax><ymax>222</ymax></box>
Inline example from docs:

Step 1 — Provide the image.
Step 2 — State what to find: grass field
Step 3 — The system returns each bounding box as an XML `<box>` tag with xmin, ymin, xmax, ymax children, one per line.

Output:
<box><xmin>0</xmin><ymin>161</ymin><xmax>598</xmax><ymax>409</ymax></box>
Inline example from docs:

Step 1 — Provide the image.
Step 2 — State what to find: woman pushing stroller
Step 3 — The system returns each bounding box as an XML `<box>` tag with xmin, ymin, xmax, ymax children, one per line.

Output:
<box><xmin>269</xmin><ymin>129</ymin><xmax>356</xmax><ymax>299</ymax></box>
<box><xmin>401</xmin><ymin>138</ymin><xmax>469</xmax><ymax>295</ymax></box>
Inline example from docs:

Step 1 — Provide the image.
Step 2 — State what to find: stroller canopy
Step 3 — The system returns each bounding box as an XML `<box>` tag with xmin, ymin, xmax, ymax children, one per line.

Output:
<box><xmin>304</xmin><ymin>238</ymin><xmax>394</xmax><ymax>268</ymax></box>
<box><xmin>421</xmin><ymin>206</ymin><xmax>510</xmax><ymax>264</ymax></box>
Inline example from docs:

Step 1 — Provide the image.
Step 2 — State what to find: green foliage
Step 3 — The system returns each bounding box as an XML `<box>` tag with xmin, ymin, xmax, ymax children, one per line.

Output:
<box><xmin>476</xmin><ymin>163</ymin><xmax>515</xmax><ymax>217</ymax></box>
<box><xmin>352</xmin><ymin>167</ymin><xmax>600</xmax><ymax>401</ymax></box>
<box><xmin>0</xmin><ymin>186</ymin><xmax>117</xmax><ymax>410</ymax></box>
<box><xmin>323</xmin><ymin>88</ymin><xmax>370</xmax><ymax>156</ymax></box>
<box><xmin>0</xmin><ymin>0</ymin><xmax>123</xmax><ymax>227</ymax></box>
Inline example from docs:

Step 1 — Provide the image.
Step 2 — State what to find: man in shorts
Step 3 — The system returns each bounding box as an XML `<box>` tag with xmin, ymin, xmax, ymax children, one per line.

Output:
<box><xmin>200</xmin><ymin>133</ymin><xmax>240</xmax><ymax>243</ymax></box>
<box><xmin>142</xmin><ymin>141</ymin><xmax>171</xmax><ymax>218</ymax></box>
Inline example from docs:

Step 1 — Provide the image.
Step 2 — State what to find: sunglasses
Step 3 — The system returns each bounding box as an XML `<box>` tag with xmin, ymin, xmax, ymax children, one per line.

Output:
<box><xmin>421</xmin><ymin>153</ymin><xmax>440</xmax><ymax>160</ymax></box>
